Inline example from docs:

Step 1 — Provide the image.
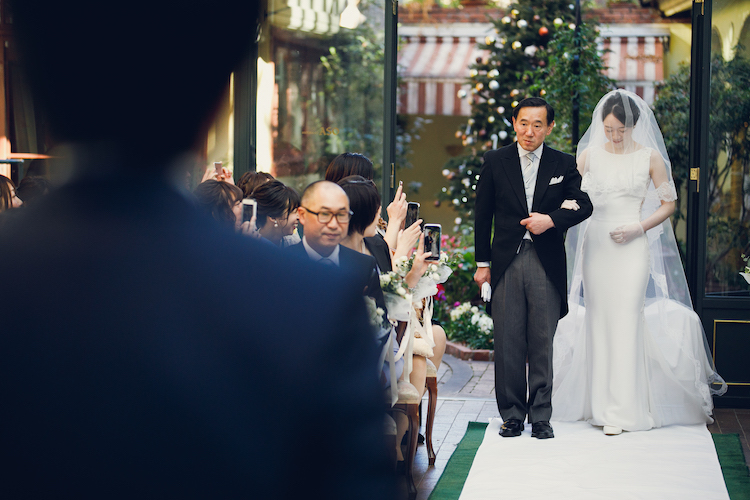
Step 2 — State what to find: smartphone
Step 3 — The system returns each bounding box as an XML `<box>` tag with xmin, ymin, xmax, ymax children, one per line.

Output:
<box><xmin>405</xmin><ymin>202</ymin><xmax>420</xmax><ymax>229</ymax></box>
<box><xmin>242</xmin><ymin>199</ymin><xmax>257</xmax><ymax>223</ymax></box>
<box><xmin>214</xmin><ymin>161</ymin><xmax>223</xmax><ymax>175</ymax></box>
<box><xmin>423</xmin><ymin>223</ymin><xmax>441</xmax><ymax>261</ymax></box>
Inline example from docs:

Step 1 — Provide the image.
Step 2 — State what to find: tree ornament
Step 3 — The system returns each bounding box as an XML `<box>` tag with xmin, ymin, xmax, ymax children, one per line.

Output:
<box><xmin>538</xmin><ymin>60</ymin><xmax>546</xmax><ymax>67</ymax></box>
<box><xmin>569</xmin><ymin>23</ymin><xmax>576</xmax><ymax>30</ymax></box>
<box><xmin>454</xmin><ymin>130</ymin><xmax>462</xmax><ymax>138</ymax></box>
<box><xmin>499</xmin><ymin>130</ymin><xmax>508</xmax><ymax>139</ymax></box>
<box><xmin>512</xmin><ymin>41</ymin><xmax>522</xmax><ymax>50</ymax></box>
<box><xmin>475</xmin><ymin>82</ymin><xmax>484</xmax><ymax>91</ymax></box>
<box><xmin>457</xmin><ymin>89</ymin><xmax>467</xmax><ymax>99</ymax></box>
<box><xmin>517</xmin><ymin>20</ymin><xmax>527</xmax><ymax>28</ymax></box>
<box><xmin>510</xmin><ymin>89</ymin><xmax>520</xmax><ymax>97</ymax></box>
<box><xmin>540</xmin><ymin>89</ymin><xmax>547</xmax><ymax>96</ymax></box>
<box><xmin>511</xmin><ymin>100</ymin><xmax>519</xmax><ymax>108</ymax></box>
<box><xmin>524</xmin><ymin>45</ymin><xmax>538</xmax><ymax>57</ymax></box>
<box><xmin>467</xmin><ymin>118</ymin><xmax>475</xmax><ymax>125</ymax></box>
<box><xmin>569</xmin><ymin>3</ymin><xmax>575</xmax><ymax>9</ymax></box>
<box><xmin>538</xmin><ymin>26</ymin><xmax>549</xmax><ymax>36</ymax></box>
<box><xmin>487</xmin><ymin>116</ymin><xmax>495</xmax><ymax>123</ymax></box>
<box><xmin>488</xmin><ymin>80</ymin><xmax>500</xmax><ymax>90</ymax></box>
<box><xmin>533</xmin><ymin>14</ymin><xmax>540</xmax><ymax>21</ymax></box>
<box><xmin>466</xmin><ymin>136</ymin><xmax>474</xmax><ymax>145</ymax></box>
<box><xmin>470</xmin><ymin>69</ymin><xmax>478</xmax><ymax>77</ymax></box>
<box><xmin>502</xmin><ymin>16</ymin><xmax>511</xmax><ymax>24</ymax></box>
<box><xmin>553</xmin><ymin>17</ymin><xmax>564</xmax><ymax>27</ymax></box>
<box><xmin>488</xmin><ymin>98</ymin><xmax>496</xmax><ymax>105</ymax></box>
<box><xmin>497</xmin><ymin>106</ymin><xmax>505</xmax><ymax>114</ymax></box>
<box><xmin>485</xmin><ymin>36</ymin><xmax>496</xmax><ymax>46</ymax></box>
<box><xmin>488</xmin><ymin>69</ymin><xmax>500</xmax><ymax>78</ymax></box>
<box><xmin>476</xmin><ymin>57</ymin><xmax>483</xmax><ymax>63</ymax></box>
<box><xmin>511</xmin><ymin>9</ymin><xmax>519</xmax><ymax>16</ymax></box>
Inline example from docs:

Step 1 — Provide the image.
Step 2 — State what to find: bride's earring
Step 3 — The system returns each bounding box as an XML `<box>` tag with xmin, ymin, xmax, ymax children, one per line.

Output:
<box><xmin>273</xmin><ymin>219</ymin><xmax>279</xmax><ymax>227</ymax></box>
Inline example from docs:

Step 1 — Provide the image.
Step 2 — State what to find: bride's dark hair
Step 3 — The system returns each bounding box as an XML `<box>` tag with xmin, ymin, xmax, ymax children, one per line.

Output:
<box><xmin>601</xmin><ymin>92</ymin><xmax>640</xmax><ymax>126</ymax></box>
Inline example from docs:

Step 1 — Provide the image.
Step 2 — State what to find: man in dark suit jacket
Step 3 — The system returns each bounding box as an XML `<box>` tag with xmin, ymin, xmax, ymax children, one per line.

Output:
<box><xmin>473</xmin><ymin>98</ymin><xmax>593</xmax><ymax>440</ymax></box>
<box><xmin>0</xmin><ymin>1</ymin><xmax>393</xmax><ymax>498</ymax></box>
<box><xmin>287</xmin><ymin>181</ymin><xmax>385</xmax><ymax>310</ymax></box>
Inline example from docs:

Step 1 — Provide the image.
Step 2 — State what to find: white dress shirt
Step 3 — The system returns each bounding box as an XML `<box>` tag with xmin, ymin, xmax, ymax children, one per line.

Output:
<box><xmin>302</xmin><ymin>236</ymin><xmax>341</xmax><ymax>266</ymax></box>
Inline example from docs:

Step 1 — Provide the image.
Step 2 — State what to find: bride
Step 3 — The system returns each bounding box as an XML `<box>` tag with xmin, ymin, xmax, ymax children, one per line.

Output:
<box><xmin>552</xmin><ymin>90</ymin><xmax>726</xmax><ymax>435</ymax></box>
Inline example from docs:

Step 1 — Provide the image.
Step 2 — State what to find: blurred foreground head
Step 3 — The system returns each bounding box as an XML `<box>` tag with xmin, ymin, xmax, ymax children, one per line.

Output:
<box><xmin>11</xmin><ymin>0</ymin><xmax>260</xmax><ymax>166</ymax></box>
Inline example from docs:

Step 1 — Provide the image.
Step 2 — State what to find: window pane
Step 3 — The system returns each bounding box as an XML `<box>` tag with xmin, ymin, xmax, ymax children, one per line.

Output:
<box><xmin>257</xmin><ymin>0</ymin><xmax>385</xmax><ymax>193</ymax></box>
<box><xmin>704</xmin><ymin>0</ymin><xmax>750</xmax><ymax>296</ymax></box>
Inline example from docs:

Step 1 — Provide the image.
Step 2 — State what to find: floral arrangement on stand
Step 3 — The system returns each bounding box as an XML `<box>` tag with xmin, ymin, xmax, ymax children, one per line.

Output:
<box><xmin>741</xmin><ymin>254</ymin><xmax>750</xmax><ymax>285</ymax></box>
<box><xmin>446</xmin><ymin>302</ymin><xmax>494</xmax><ymax>350</ymax></box>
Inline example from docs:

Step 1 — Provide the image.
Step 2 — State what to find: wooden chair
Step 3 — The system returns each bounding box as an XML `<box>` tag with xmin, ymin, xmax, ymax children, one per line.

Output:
<box><xmin>388</xmin><ymin>379</ymin><xmax>420</xmax><ymax>500</ymax></box>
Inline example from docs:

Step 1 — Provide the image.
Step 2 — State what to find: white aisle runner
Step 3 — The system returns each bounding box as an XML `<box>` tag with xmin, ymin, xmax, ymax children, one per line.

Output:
<box><xmin>459</xmin><ymin>419</ymin><xmax>729</xmax><ymax>500</ymax></box>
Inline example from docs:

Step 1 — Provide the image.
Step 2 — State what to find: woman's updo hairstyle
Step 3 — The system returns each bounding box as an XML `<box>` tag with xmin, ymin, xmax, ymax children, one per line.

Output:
<box><xmin>325</xmin><ymin>153</ymin><xmax>375</xmax><ymax>184</ymax></box>
<box><xmin>250</xmin><ymin>180</ymin><xmax>300</xmax><ymax>229</ymax></box>
<box><xmin>193</xmin><ymin>180</ymin><xmax>243</xmax><ymax>226</ymax></box>
<box><xmin>601</xmin><ymin>91</ymin><xmax>640</xmax><ymax>127</ymax></box>
<box><xmin>338</xmin><ymin>175</ymin><xmax>380</xmax><ymax>236</ymax></box>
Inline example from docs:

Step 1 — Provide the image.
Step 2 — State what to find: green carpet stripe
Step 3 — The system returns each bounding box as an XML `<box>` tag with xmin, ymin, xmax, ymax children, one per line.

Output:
<box><xmin>712</xmin><ymin>434</ymin><xmax>750</xmax><ymax>500</ymax></box>
<box><xmin>429</xmin><ymin>423</ymin><xmax>750</xmax><ymax>500</ymax></box>
<box><xmin>428</xmin><ymin>421</ymin><xmax>488</xmax><ymax>500</ymax></box>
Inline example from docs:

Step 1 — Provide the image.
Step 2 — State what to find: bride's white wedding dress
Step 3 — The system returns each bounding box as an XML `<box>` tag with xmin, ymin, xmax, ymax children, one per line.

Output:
<box><xmin>552</xmin><ymin>146</ymin><xmax>722</xmax><ymax>431</ymax></box>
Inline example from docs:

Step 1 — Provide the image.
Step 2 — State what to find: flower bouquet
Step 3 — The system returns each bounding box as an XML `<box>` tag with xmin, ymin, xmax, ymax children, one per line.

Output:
<box><xmin>379</xmin><ymin>270</ymin><xmax>412</xmax><ymax>322</ymax></box>
<box><xmin>446</xmin><ymin>302</ymin><xmax>494</xmax><ymax>350</ymax></box>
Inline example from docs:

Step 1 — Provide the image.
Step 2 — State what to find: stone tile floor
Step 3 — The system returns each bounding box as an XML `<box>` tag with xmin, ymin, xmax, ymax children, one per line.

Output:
<box><xmin>404</xmin><ymin>354</ymin><xmax>750</xmax><ymax>500</ymax></box>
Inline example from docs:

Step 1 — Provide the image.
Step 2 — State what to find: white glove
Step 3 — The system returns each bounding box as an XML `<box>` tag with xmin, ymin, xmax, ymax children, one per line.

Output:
<box><xmin>560</xmin><ymin>199</ymin><xmax>580</xmax><ymax>211</ymax></box>
<box><xmin>481</xmin><ymin>282</ymin><xmax>492</xmax><ymax>302</ymax></box>
<box><xmin>610</xmin><ymin>222</ymin><xmax>644</xmax><ymax>244</ymax></box>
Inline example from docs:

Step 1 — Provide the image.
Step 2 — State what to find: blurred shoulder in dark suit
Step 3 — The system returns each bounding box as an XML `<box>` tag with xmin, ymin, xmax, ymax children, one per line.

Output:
<box><xmin>0</xmin><ymin>1</ymin><xmax>393</xmax><ymax>497</ymax></box>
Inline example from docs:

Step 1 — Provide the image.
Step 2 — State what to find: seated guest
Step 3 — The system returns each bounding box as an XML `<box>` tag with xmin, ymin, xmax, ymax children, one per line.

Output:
<box><xmin>0</xmin><ymin>175</ymin><xmax>23</xmax><ymax>211</ymax></box>
<box><xmin>16</xmin><ymin>176</ymin><xmax>51</xmax><ymax>206</ymax></box>
<box><xmin>193</xmin><ymin>180</ymin><xmax>244</xmax><ymax>231</ymax></box>
<box><xmin>339</xmin><ymin>175</ymin><xmax>447</xmax><ymax>460</ymax></box>
<box><xmin>250</xmin><ymin>180</ymin><xmax>300</xmax><ymax>247</ymax></box>
<box><xmin>288</xmin><ymin>181</ymin><xmax>385</xmax><ymax>308</ymax></box>
<box><xmin>238</xmin><ymin>170</ymin><xmax>274</xmax><ymax>199</ymax></box>
<box><xmin>325</xmin><ymin>152</ymin><xmax>375</xmax><ymax>184</ymax></box>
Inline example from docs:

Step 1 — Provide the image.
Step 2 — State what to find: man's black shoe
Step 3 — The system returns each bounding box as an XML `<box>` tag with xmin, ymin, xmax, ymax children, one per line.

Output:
<box><xmin>499</xmin><ymin>419</ymin><xmax>524</xmax><ymax>437</ymax></box>
<box><xmin>531</xmin><ymin>421</ymin><xmax>554</xmax><ymax>439</ymax></box>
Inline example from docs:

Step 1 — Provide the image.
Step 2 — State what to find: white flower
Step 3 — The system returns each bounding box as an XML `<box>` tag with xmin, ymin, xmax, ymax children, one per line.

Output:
<box><xmin>397</xmin><ymin>286</ymin><xmax>406</xmax><ymax>296</ymax></box>
<box><xmin>471</xmin><ymin>306</ymin><xmax>479</xmax><ymax>314</ymax></box>
<box><xmin>430</xmin><ymin>264</ymin><xmax>438</xmax><ymax>272</ymax></box>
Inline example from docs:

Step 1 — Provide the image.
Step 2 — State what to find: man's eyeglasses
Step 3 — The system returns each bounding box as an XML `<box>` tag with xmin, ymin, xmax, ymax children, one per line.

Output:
<box><xmin>301</xmin><ymin>207</ymin><xmax>353</xmax><ymax>224</ymax></box>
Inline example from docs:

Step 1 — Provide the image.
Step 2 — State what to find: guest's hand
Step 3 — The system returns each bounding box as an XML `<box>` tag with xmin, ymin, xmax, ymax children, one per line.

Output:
<box><xmin>201</xmin><ymin>165</ymin><xmax>234</xmax><ymax>184</ymax></box>
<box><xmin>521</xmin><ymin>213</ymin><xmax>554</xmax><ymax>235</ymax></box>
<box><xmin>239</xmin><ymin>216</ymin><xmax>261</xmax><ymax>238</ymax></box>
<box><xmin>405</xmin><ymin>233</ymin><xmax>431</xmax><ymax>289</ymax></box>
<box><xmin>393</xmin><ymin>219</ymin><xmax>423</xmax><ymax>262</ymax></box>
<box><xmin>387</xmin><ymin>182</ymin><xmax>408</xmax><ymax>228</ymax></box>
<box><xmin>561</xmin><ymin>199</ymin><xmax>580</xmax><ymax>211</ymax></box>
<box><xmin>610</xmin><ymin>222</ymin><xmax>643</xmax><ymax>244</ymax></box>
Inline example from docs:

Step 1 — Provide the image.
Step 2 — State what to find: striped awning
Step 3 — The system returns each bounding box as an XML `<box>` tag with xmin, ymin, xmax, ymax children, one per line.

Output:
<box><xmin>397</xmin><ymin>24</ymin><xmax>670</xmax><ymax>115</ymax></box>
<box><xmin>398</xmin><ymin>25</ymin><xmax>491</xmax><ymax>116</ymax></box>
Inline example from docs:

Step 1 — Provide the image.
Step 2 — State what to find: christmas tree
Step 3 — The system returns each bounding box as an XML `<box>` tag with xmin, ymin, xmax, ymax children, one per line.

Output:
<box><xmin>438</xmin><ymin>1</ymin><xmax>612</xmax><ymax>224</ymax></box>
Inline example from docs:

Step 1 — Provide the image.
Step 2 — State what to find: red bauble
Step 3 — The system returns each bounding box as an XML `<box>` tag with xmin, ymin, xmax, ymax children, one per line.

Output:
<box><xmin>538</xmin><ymin>26</ymin><xmax>549</xmax><ymax>36</ymax></box>
<box><xmin>538</xmin><ymin>60</ymin><xmax>546</xmax><ymax>67</ymax></box>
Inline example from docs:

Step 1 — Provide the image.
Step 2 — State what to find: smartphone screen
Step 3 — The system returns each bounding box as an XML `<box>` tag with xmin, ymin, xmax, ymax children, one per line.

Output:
<box><xmin>424</xmin><ymin>224</ymin><xmax>441</xmax><ymax>261</ymax></box>
<box><xmin>242</xmin><ymin>199</ymin><xmax>257</xmax><ymax>223</ymax></box>
<box><xmin>405</xmin><ymin>202</ymin><xmax>420</xmax><ymax>229</ymax></box>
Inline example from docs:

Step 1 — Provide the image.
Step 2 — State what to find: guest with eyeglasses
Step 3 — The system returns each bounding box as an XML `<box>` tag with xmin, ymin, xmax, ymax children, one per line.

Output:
<box><xmin>287</xmin><ymin>180</ymin><xmax>385</xmax><ymax>311</ymax></box>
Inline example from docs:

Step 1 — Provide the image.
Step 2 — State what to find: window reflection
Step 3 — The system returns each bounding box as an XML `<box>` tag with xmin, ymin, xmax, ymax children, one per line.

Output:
<box><xmin>258</xmin><ymin>0</ymin><xmax>385</xmax><ymax>193</ymax></box>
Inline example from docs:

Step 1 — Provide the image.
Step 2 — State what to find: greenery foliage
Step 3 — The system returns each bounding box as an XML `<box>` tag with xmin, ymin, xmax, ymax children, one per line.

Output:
<box><xmin>437</xmin><ymin>0</ymin><xmax>611</xmax><ymax>221</ymax></box>
<box><xmin>653</xmin><ymin>53</ymin><xmax>750</xmax><ymax>291</ymax></box>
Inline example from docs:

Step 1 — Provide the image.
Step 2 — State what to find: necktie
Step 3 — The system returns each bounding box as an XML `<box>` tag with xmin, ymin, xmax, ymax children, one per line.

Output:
<box><xmin>522</xmin><ymin>152</ymin><xmax>536</xmax><ymax>189</ymax></box>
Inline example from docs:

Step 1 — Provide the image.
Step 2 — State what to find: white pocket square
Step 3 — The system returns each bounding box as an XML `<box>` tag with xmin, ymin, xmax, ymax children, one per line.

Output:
<box><xmin>549</xmin><ymin>176</ymin><xmax>564</xmax><ymax>185</ymax></box>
